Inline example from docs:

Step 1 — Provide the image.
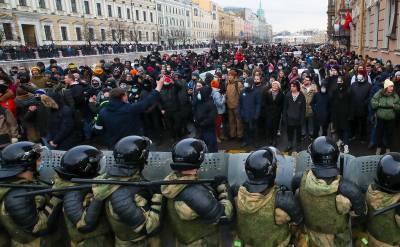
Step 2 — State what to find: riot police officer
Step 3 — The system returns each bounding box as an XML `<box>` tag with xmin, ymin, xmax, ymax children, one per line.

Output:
<box><xmin>293</xmin><ymin>136</ymin><xmax>366</xmax><ymax>246</ymax></box>
<box><xmin>234</xmin><ymin>148</ymin><xmax>303</xmax><ymax>247</ymax></box>
<box><xmin>53</xmin><ymin>145</ymin><xmax>114</xmax><ymax>246</ymax></box>
<box><xmin>366</xmin><ymin>152</ymin><xmax>400</xmax><ymax>246</ymax></box>
<box><xmin>161</xmin><ymin>138</ymin><xmax>233</xmax><ymax>246</ymax></box>
<box><xmin>0</xmin><ymin>142</ymin><xmax>63</xmax><ymax>246</ymax></box>
<box><xmin>92</xmin><ymin>136</ymin><xmax>162</xmax><ymax>246</ymax></box>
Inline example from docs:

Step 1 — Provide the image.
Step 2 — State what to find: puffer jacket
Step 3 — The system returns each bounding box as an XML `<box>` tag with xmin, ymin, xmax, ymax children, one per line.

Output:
<box><xmin>371</xmin><ymin>89</ymin><xmax>400</xmax><ymax>120</ymax></box>
<box><xmin>211</xmin><ymin>88</ymin><xmax>226</xmax><ymax>114</ymax></box>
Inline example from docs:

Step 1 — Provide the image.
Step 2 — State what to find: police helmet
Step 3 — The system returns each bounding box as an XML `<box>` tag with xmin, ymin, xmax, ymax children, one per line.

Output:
<box><xmin>376</xmin><ymin>152</ymin><xmax>400</xmax><ymax>193</ymax></box>
<box><xmin>170</xmin><ymin>138</ymin><xmax>207</xmax><ymax>171</ymax></box>
<box><xmin>0</xmin><ymin>142</ymin><xmax>44</xmax><ymax>179</ymax></box>
<box><xmin>244</xmin><ymin>148</ymin><xmax>277</xmax><ymax>193</ymax></box>
<box><xmin>55</xmin><ymin>145</ymin><xmax>102</xmax><ymax>180</ymax></box>
<box><xmin>309</xmin><ymin>136</ymin><xmax>339</xmax><ymax>178</ymax></box>
<box><xmin>113</xmin><ymin>136</ymin><xmax>152</xmax><ymax>170</ymax></box>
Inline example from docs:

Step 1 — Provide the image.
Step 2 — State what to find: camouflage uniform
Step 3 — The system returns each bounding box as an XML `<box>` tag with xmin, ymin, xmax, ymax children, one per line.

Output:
<box><xmin>92</xmin><ymin>173</ymin><xmax>162</xmax><ymax>247</ymax></box>
<box><xmin>0</xmin><ymin>179</ymin><xmax>63</xmax><ymax>247</ymax></box>
<box><xmin>161</xmin><ymin>172</ymin><xmax>233</xmax><ymax>247</ymax></box>
<box><xmin>298</xmin><ymin>171</ymin><xmax>353</xmax><ymax>247</ymax></box>
<box><xmin>366</xmin><ymin>185</ymin><xmax>400</xmax><ymax>247</ymax></box>
<box><xmin>51</xmin><ymin>175</ymin><xmax>114</xmax><ymax>247</ymax></box>
<box><xmin>235</xmin><ymin>186</ymin><xmax>291</xmax><ymax>247</ymax></box>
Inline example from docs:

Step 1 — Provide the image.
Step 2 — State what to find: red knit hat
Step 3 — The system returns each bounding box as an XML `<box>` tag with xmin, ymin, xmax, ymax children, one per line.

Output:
<box><xmin>211</xmin><ymin>79</ymin><xmax>219</xmax><ymax>89</ymax></box>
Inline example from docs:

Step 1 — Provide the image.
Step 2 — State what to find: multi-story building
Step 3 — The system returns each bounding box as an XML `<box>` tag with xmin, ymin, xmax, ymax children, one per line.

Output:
<box><xmin>191</xmin><ymin>0</ymin><xmax>218</xmax><ymax>43</ymax></box>
<box><xmin>217</xmin><ymin>7</ymin><xmax>235</xmax><ymax>42</ymax></box>
<box><xmin>233</xmin><ymin>15</ymin><xmax>245</xmax><ymax>42</ymax></box>
<box><xmin>156</xmin><ymin>0</ymin><xmax>192</xmax><ymax>45</ymax></box>
<box><xmin>0</xmin><ymin>0</ymin><xmax>158</xmax><ymax>46</ymax></box>
<box><xmin>350</xmin><ymin>0</ymin><xmax>400</xmax><ymax>63</ymax></box>
<box><xmin>327</xmin><ymin>0</ymin><xmax>351</xmax><ymax>49</ymax></box>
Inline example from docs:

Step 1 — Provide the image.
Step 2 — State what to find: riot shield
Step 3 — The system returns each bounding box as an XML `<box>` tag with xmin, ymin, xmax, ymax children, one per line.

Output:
<box><xmin>343</xmin><ymin>155</ymin><xmax>382</xmax><ymax>192</ymax></box>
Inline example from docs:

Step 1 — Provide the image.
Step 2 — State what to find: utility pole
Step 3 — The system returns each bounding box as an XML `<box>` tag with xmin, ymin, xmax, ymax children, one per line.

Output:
<box><xmin>358</xmin><ymin>0</ymin><xmax>365</xmax><ymax>57</ymax></box>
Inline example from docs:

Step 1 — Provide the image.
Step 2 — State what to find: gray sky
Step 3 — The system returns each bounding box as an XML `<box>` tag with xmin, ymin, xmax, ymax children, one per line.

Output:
<box><xmin>214</xmin><ymin>0</ymin><xmax>327</xmax><ymax>33</ymax></box>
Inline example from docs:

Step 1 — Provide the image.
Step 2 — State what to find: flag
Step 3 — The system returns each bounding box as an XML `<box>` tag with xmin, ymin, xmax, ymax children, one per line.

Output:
<box><xmin>343</xmin><ymin>11</ymin><xmax>352</xmax><ymax>29</ymax></box>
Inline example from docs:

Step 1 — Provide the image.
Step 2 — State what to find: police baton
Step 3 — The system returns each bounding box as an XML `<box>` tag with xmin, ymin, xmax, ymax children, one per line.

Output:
<box><xmin>372</xmin><ymin>202</ymin><xmax>400</xmax><ymax>217</ymax></box>
<box><xmin>0</xmin><ymin>183</ymin><xmax>50</xmax><ymax>189</ymax></box>
<box><xmin>70</xmin><ymin>178</ymin><xmax>221</xmax><ymax>186</ymax></box>
<box><xmin>12</xmin><ymin>184</ymin><xmax>93</xmax><ymax>198</ymax></box>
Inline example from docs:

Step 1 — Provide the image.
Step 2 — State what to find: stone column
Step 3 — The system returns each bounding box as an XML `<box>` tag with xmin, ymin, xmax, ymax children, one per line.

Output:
<box><xmin>58</xmin><ymin>50</ymin><xmax>63</xmax><ymax>57</ymax></box>
<box><xmin>94</xmin><ymin>47</ymin><xmax>99</xmax><ymax>55</ymax></box>
<box><xmin>78</xmin><ymin>50</ymin><xmax>83</xmax><ymax>56</ymax></box>
<box><xmin>34</xmin><ymin>51</ymin><xmax>40</xmax><ymax>59</ymax></box>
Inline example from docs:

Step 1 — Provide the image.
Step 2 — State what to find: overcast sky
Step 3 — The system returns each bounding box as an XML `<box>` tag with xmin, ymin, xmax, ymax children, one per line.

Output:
<box><xmin>214</xmin><ymin>0</ymin><xmax>327</xmax><ymax>33</ymax></box>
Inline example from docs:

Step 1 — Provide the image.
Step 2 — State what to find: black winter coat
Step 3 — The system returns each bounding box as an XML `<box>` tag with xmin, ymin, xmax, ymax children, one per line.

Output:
<box><xmin>264</xmin><ymin>90</ymin><xmax>284</xmax><ymax>122</ymax></box>
<box><xmin>194</xmin><ymin>87</ymin><xmax>217</xmax><ymax>131</ymax></box>
<box><xmin>330</xmin><ymin>87</ymin><xmax>352</xmax><ymax>129</ymax></box>
<box><xmin>311</xmin><ymin>92</ymin><xmax>330</xmax><ymax>125</ymax></box>
<box><xmin>283</xmin><ymin>92</ymin><xmax>306</xmax><ymax>126</ymax></box>
<box><xmin>46</xmin><ymin>105</ymin><xmax>79</xmax><ymax>150</ymax></box>
<box><xmin>159</xmin><ymin>84</ymin><xmax>180</xmax><ymax>112</ymax></box>
<box><xmin>350</xmin><ymin>81</ymin><xmax>371</xmax><ymax>117</ymax></box>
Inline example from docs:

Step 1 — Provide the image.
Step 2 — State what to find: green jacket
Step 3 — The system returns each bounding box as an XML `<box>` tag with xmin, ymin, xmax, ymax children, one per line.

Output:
<box><xmin>371</xmin><ymin>89</ymin><xmax>400</xmax><ymax>120</ymax></box>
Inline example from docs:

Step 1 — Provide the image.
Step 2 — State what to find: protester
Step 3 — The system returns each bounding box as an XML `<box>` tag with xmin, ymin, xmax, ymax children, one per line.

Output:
<box><xmin>264</xmin><ymin>81</ymin><xmax>284</xmax><ymax>146</ymax></box>
<box><xmin>226</xmin><ymin>70</ymin><xmax>243</xmax><ymax>140</ymax></box>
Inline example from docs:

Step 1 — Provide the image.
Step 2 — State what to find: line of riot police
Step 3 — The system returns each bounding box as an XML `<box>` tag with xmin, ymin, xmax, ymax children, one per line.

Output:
<box><xmin>0</xmin><ymin>136</ymin><xmax>398</xmax><ymax>247</ymax></box>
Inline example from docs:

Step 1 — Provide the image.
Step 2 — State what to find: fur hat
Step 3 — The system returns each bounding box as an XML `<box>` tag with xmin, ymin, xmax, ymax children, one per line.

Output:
<box><xmin>271</xmin><ymin>81</ymin><xmax>281</xmax><ymax>89</ymax></box>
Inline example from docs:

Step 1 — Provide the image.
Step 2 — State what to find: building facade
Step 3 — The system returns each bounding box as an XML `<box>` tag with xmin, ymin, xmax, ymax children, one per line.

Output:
<box><xmin>191</xmin><ymin>0</ymin><xmax>218</xmax><ymax>43</ymax></box>
<box><xmin>350</xmin><ymin>0</ymin><xmax>400</xmax><ymax>64</ymax></box>
<box><xmin>156</xmin><ymin>0</ymin><xmax>192</xmax><ymax>45</ymax></box>
<box><xmin>217</xmin><ymin>7</ymin><xmax>235</xmax><ymax>42</ymax></box>
<box><xmin>0</xmin><ymin>0</ymin><xmax>158</xmax><ymax>46</ymax></box>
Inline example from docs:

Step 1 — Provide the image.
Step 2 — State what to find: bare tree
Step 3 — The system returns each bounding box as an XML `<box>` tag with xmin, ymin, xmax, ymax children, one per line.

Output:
<box><xmin>108</xmin><ymin>20</ymin><xmax>125</xmax><ymax>45</ymax></box>
<box><xmin>82</xmin><ymin>20</ymin><xmax>95</xmax><ymax>46</ymax></box>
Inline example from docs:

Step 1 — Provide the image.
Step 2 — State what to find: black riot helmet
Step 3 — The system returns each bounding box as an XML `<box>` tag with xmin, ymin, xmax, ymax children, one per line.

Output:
<box><xmin>55</xmin><ymin>145</ymin><xmax>102</xmax><ymax>180</ymax></box>
<box><xmin>375</xmin><ymin>152</ymin><xmax>400</xmax><ymax>193</ymax></box>
<box><xmin>0</xmin><ymin>142</ymin><xmax>44</xmax><ymax>179</ymax></box>
<box><xmin>113</xmin><ymin>136</ymin><xmax>152</xmax><ymax>171</ymax></box>
<box><xmin>244</xmin><ymin>148</ymin><xmax>277</xmax><ymax>193</ymax></box>
<box><xmin>171</xmin><ymin>138</ymin><xmax>207</xmax><ymax>171</ymax></box>
<box><xmin>309</xmin><ymin>136</ymin><xmax>340</xmax><ymax>179</ymax></box>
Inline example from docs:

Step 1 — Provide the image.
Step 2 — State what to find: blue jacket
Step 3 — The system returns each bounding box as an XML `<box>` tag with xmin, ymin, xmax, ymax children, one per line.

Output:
<box><xmin>237</xmin><ymin>87</ymin><xmax>261</xmax><ymax>122</ymax></box>
<box><xmin>95</xmin><ymin>90</ymin><xmax>160</xmax><ymax>148</ymax></box>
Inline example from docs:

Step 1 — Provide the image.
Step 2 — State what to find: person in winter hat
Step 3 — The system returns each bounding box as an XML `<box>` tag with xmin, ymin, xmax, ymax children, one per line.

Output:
<box><xmin>211</xmin><ymin>79</ymin><xmax>225</xmax><ymax>142</ymax></box>
<box><xmin>371</xmin><ymin>79</ymin><xmax>400</xmax><ymax>154</ymax></box>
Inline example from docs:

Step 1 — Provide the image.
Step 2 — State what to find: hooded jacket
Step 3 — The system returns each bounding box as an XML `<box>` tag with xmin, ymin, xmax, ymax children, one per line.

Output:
<box><xmin>194</xmin><ymin>86</ymin><xmax>217</xmax><ymax>131</ymax></box>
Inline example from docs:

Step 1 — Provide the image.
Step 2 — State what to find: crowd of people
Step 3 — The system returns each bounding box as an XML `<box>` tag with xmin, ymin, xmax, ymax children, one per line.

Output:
<box><xmin>0</xmin><ymin>43</ymin><xmax>209</xmax><ymax>60</ymax></box>
<box><xmin>0</xmin><ymin>43</ymin><xmax>399</xmax><ymax>155</ymax></box>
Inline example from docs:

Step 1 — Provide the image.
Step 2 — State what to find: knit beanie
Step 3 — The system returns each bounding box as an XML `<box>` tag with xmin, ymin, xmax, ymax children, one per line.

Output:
<box><xmin>384</xmin><ymin>79</ymin><xmax>394</xmax><ymax>89</ymax></box>
<box><xmin>211</xmin><ymin>79</ymin><xmax>219</xmax><ymax>89</ymax></box>
<box><xmin>272</xmin><ymin>81</ymin><xmax>281</xmax><ymax>89</ymax></box>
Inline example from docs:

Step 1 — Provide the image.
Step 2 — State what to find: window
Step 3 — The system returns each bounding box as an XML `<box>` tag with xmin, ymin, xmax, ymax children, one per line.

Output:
<box><xmin>365</xmin><ymin>9</ymin><xmax>370</xmax><ymax>48</ymax></box>
<box><xmin>130</xmin><ymin>31</ymin><xmax>133</xmax><ymax>41</ymax></box>
<box><xmin>150</xmin><ymin>12</ymin><xmax>153</xmax><ymax>23</ymax></box>
<box><xmin>84</xmin><ymin>1</ymin><xmax>90</xmax><ymax>14</ymax></box>
<box><xmin>127</xmin><ymin>8</ymin><xmax>131</xmax><ymax>19</ymax></box>
<box><xmin>3</xmin><ymin>23</ymin><xmax>12</xmax><ymax>40</ymax></box>
<box><xmin>121</xmin><ymin>30</ymin><xmax>125</xmax><ymax>41</ymax></box>
<box><xmin>89</xmin><ymin>27</ymin><xmax>94</xmax><ymax>40</ymax></box>
<box><xmin>38</xmin><ymin>0</ymin><xmax>46</xmax><ymax>8</ymax></box>
<box><xmin>212</xmin><ymin>13</ymin><xmax>216</xmax><ymax>20</ymax></box>
<box><xmin>71</xmin><ymin>0</ymin><xmax>77</xmax><ymax>13</ymax></box>
<box><xmin>136</xmin><ymin>10</ymin><xmax>139</xmax><ymax>20</ymax></box>
<box><xmin>186</xmin><ymin>10</ymin><xmax>189</xmax><ymax>17</ymax></box>
<box><xmin>384</xmin><ymin>0</ymin><xmax>396</xmax><ymax>44</ymax></box>
<box><xmin>112</xmin><ymin>30</ymin><xmax>116</xmax><ymax>40</ymax></box>
<box><xmin>143</xmin><ymin>11</ymin><xmax>146</xmax><ymax>22</ymax></box>
<box><xmin>101</xmin><ymin>29</ymin><xmax>106</xmax><ymax>41</ymax></box>
<box><xmin>108</xmin><ymin>5</ymin><xmax>112</xmax><ymax>17</ymax></box>
<box><xmin>146</xmin><ymin>32</ymin><xmax>148</xmax><ymax>41</ymax></box>
<box><xmin>157</xmin><ymin>4</ymin><xmax>161</xmax><ymax>11</ymax></box>
<box><xmin>118</xmin><ymin>7</ymin><xmax>122</xmax><ymax>18</ymax></box>
<box><xmin>19</xmin><ymin>0</ymin><xmax>26</xmax><ymax>6</ymax></box>
<box><xmin>373</xmin><ymin>3</ymin><xmax>379</xmax><ymax>48</ymax></box>
<box><xmin>152</xmin><ymin>32</ymin><xmax>155</xmax><ymax>41</ymax></box>
<box><xmin>76</xmin><ymin>27</ymin><xmax>82</xmax><ymax>41</ymax></box>
<box><xmin>97</xmin><ymin>3</ymin><xmax>102</xmax><ymax>16</ymax></box>
<box><xmin>138</xmin><ymin>31</ymin><xmax>142</xmax><ymax>41</ymax></box>
<box><xmin>61</xmin><ymin>26</ymin><xmax>68</xmax><ymax>40</ymax></box>
<box><xmin>56</xmin><ymin>0</ymin><xmax>62</xmax><ymax>11</ymax></box>
<box><xmin>44</xmin><ymin>25</ymin><xmax>52</xmax><ymax>40</ymax></box>
<box><xmin>194</xmin><ymin>9</ymin><xmax>198</xmax><ymax>16</ymax></box>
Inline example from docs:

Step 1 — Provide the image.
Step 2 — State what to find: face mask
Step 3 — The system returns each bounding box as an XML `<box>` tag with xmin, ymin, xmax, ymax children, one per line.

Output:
<box><xmin>244</xmin><ymin>82</ymin><xmax>250</xmax><ymax>88</ymax></box>
<box><xmin>196</xmin><ymin>93</ymin><xmax>202</xmax><ymax>101</ymax></box>
<box><xmin>357</xmin><ymin>75</ymin><xmax>364</xmax><ymax>82</ymax></box>
<box><xmin>321</xmin><ymin>87</ymin><xmax>326</xmax><ymax>93</ymax></box>
<box><xmin>278</xmin><ymin>66</ymin><xmax>283</xmax><ymax>70</ymax></box>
